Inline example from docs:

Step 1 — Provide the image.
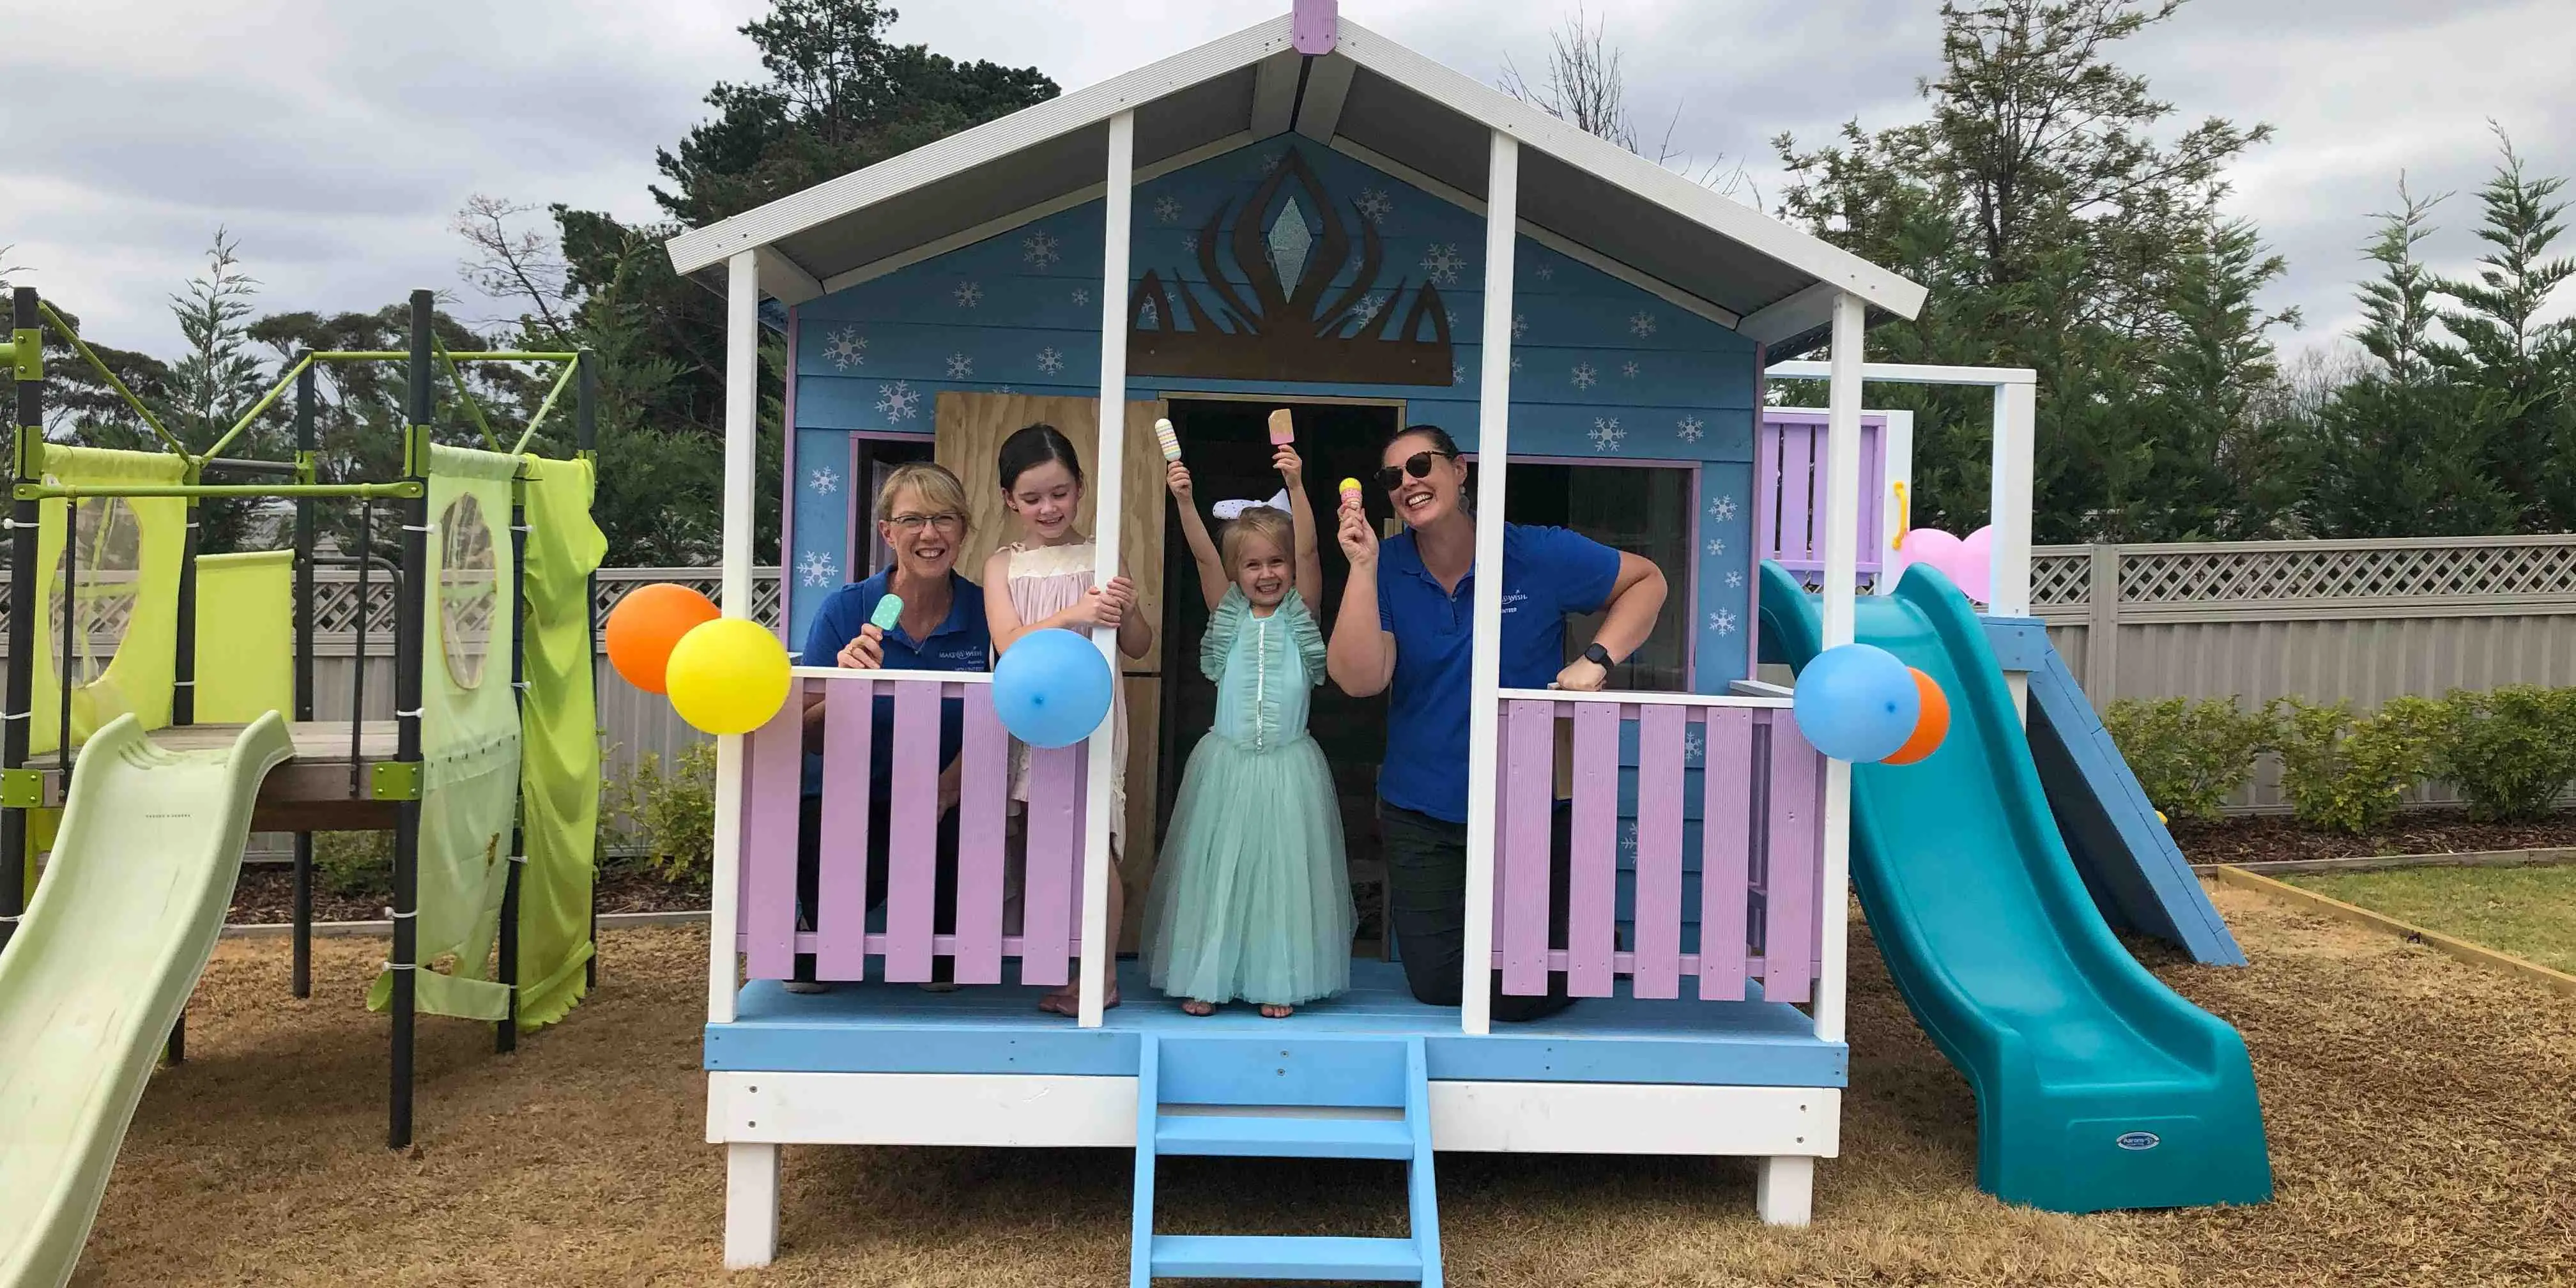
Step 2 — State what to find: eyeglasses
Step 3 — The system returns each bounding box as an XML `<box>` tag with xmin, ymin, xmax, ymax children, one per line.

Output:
<box><xmin>886</xmin><ymin>512</ymin><xmax>965</xmax><ymax>533</ymax></box>
<box><xmin>1372</xmin><ymin>451</ymin><xmax>1456</xmax><ymax>493</ymax></box>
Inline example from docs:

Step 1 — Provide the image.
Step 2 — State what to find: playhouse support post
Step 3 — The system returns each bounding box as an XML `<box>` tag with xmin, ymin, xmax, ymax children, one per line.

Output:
<box><xmin>1459</xmin><ymin>126</ymin><xmax>1520</xmax><ymax>1038</ymax></box>
<box><xmin>291</xmin><ymin>361</ymin><xmax>318</xmax><ymax>999</ymax></box>
<box><xmin>709</xmin><ymin>250</ymin><xmax>762</xmax><ymax>1027</ymax></box>
<box><xmin>1077</xmin><ymin>107</ymin><xmax>1136</xmax><ymax>1030</ymax></box>
<box><xmin>1988</xmin><ymin>379</ymin><xmax>2037</xmax><ymax>721</ymax></box>
<box><xmin>724</xmin><ymin>1142</ymin><xmax>781</xmax><ymax>1268</ymax></box>
<box><xmin>1756</xmin><ymin>1154</ymin><xmax>1815</xmax><ymax>1227</ymax></box>
<box><xmin>1812</xmin><ymin>291</ymin><xmax>1862</xmax><ymax>1046</ymax></box>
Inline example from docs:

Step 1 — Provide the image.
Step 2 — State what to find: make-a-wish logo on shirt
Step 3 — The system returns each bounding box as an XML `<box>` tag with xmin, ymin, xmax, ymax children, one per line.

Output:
<box><xmin>1499</xmin><ymin>590</ymin><xmax>1529</xmax><ymax>615</ymax></box>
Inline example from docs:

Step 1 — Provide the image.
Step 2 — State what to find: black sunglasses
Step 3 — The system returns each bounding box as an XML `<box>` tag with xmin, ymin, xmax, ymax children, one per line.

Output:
<box><xmin>1372</xmin><ymin>450</ymin><xmax>1457</xmax><ymax>493</ymax></box>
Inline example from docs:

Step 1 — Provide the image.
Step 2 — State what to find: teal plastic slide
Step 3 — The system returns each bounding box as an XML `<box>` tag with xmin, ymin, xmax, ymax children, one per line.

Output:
<box><xmin>1759</xmin><ymin>562</ymin><xmax>2271</xmax><ymax>1213</ymax></box>
<box><xmin>0</xmin><ymin>713</ymin><xmax>293</xmax><ymax>1288</ymax></box>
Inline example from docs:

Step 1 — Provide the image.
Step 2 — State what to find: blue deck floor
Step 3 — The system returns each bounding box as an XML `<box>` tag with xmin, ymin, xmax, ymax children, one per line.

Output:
<box><xmin>707</xmin><ymin>960</ymin><xmax>1846</xmax><ymax>1087</ymax></box>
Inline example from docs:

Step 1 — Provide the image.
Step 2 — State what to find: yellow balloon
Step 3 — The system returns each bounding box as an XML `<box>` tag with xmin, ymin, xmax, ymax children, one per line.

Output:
<box><xmin>664</xmin><ymin>617</ymin><xmax>792</xmax><ymax>735</ymax></box>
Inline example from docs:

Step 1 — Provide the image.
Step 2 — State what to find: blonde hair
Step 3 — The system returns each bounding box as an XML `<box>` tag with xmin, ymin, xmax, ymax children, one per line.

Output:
<box><xmin>1218</xmin><ymin>506</ymin><xmax>1295</xmax><ymax>579</ymax></box>
<box><xmin>877</xmin><ymin>462</ymin><xmax>970</xmax><ymax>530</ymax></box>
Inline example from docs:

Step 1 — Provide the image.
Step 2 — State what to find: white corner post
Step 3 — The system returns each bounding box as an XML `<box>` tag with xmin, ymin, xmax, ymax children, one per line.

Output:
<box><xmin>714</xmin><ymin>249</ymin><xmax>778</xmax><ymax>1268</ymax></box>
<box><xmin>1877</xmin><ymin>409</ymin><xmax>1915</xmax><ymax>594</ymax></box>
<box><xmin>1989</xmin><ymin>378</ymin><xmax>2037</xmax><ymax>721</ymax></box>
<box><xmin>1078</xmin><ymin>108</ymin><xmax>1137</xmax><ymax>1029</ymax></box>
<box><xmin>709</xmin><ymin>248</ymin><xmax>760</xmax><ymax>1029</ymax></box>
<box><xmin>1813</xmin><ymin>291</ymin><xmax>1864</xmax><ymax>1048</ymax></box>
<box><xmin>1458</xmin><ymin>127</ymin><xmax>1519</xmax><ymax>1039</ymax></box>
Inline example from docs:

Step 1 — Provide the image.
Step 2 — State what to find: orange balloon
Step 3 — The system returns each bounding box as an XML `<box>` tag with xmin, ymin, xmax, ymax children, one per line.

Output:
<box><xmin>1882</xmin><ymin>668</ymin><xmax>1951</xmax><ymax>765</ymax></box>
<box><xmin>604</xmin><ymin>583</ymin><xmax>719</xmax><ymax>694</ymax></box>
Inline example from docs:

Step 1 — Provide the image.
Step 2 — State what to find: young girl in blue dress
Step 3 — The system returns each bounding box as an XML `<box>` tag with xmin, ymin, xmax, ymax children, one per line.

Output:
<box><xmin>1146</xmin><ymin>442</ymin><xmax>1354</xmax><ymax>1017</ymax></box>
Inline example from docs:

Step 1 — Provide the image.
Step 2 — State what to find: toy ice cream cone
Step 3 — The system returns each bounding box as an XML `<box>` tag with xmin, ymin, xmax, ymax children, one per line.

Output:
<box><xmin>1338</xmin><ymin>477</ymin><xmax>1363</xmax><ymax>511</ymax></box>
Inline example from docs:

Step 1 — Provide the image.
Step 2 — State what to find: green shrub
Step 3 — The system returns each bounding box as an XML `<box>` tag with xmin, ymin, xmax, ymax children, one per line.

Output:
<box><xmin>2102</xmin><ymin>696</ymin><xmax>2276</xmax><ymax>822</ymax></box>
<box><xmin>611</xmin><ymin>742</ymin><xmax>717</xmax><ymax>885</ymax></box>
<box><xmin>2271</xmin><ymin>696</ymin><xmax>2447</xmax><ymax>834</ymax></box>
<box><xmin>312</xmin><ymin>830</ymin><xmax>393</xmax><ymax>899</ymax></box>
<box><xmin>2436</xmin><ymin>685</ymin><xmax>2576</xmax><ymax>822</ymax></box>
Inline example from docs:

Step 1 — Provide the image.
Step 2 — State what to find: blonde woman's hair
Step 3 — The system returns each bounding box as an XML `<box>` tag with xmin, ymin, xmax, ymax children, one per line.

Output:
<box><xmin>1218</xmin><ymin>506</ymin><xmax>1295</xmax><ymax>579</ymax></box>
<box><xmin>877</xmin><ymin>461</ymin><xmax>971</xmax><ymax>530</ymax></box>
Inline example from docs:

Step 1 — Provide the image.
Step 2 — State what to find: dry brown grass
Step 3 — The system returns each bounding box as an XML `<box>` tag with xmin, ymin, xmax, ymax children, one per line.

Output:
<box><xmin>73</xmin><ymin>885</ymin><xmax>2576</xmax><ymax>1287</ymax></box>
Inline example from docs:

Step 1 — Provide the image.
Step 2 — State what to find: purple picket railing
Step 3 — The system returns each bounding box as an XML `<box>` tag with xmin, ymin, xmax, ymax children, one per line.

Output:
<box><xmin>1755</xmin><ymin>411</ymin><xmax>1887</xmax><ymax>583</ymax></box>
<box><xmin>1491</xmin><ymin>694</ymin><xmax>1827</xmax><ymax>1003</ymax></box>
<box><xmin>735</xmin><ymin>671</ymin><xmax>1089</xmax><ymax>984</ymax></box>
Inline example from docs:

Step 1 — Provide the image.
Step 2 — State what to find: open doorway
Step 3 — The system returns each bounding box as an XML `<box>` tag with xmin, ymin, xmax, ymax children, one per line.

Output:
<box><xmin>1154</xmin><ymin>397</ymin><xmax>1400</xmax><ymax>951</ymax></box>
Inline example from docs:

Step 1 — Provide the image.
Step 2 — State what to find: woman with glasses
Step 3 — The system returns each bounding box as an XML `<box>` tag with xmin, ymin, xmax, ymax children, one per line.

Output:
<box><xmin>786</xmin><ymin>462</ymin><xmax>991</xmax><ymax>993</ymax></box>
<box><xmin>1326</xmin><ymin>424</ymin><xmax>1667</xmax><ymax>1019</ymax></box>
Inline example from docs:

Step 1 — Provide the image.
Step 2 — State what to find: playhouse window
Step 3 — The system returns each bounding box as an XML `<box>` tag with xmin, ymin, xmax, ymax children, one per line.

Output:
<box><xmin>1502</xmin><ymin>462</ymin><xmax>1693</xmax><ymax>692</ymax></box>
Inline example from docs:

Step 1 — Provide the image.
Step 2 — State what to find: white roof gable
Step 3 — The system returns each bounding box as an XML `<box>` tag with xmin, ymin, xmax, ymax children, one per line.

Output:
<box><xmin>665</xmin><ymin>12</ymin><xmax>1924</xmax><ymax>346</ymax></box>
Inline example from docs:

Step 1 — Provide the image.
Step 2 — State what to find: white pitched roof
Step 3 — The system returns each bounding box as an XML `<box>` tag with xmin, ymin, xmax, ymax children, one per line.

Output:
<box><xmin>665</xmin><ymin>12</ymin><xmax>1924</xmax><ymax>346</ymax></box>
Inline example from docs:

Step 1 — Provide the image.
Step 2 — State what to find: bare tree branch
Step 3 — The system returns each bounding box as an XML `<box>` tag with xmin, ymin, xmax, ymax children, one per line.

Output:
<box><xmin>1500</xmin><ymin>5</ymin><xmax>1751</xmax><ymax>201</ymax></box>
<box><xmin>455</xmin><ymin>195</ymin><xmax>572</xmax><ymax>342</ymax></box>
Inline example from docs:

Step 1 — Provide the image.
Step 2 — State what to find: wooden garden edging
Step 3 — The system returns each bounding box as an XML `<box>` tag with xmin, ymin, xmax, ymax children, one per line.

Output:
<box><xmin>2189</xmin><ymin>847</ymin><xmax>2576</xmax><ymax>878</ymax></box>
<box><xmin>2210</xmin><ymin>866</ymin><xmax>2576</xmax><ymax>999</ymax></box>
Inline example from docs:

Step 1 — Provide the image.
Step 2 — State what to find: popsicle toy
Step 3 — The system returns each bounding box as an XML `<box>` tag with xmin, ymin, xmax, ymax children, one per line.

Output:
<box><xmin>1154</xmin><ymin>417</ymin><xmax>1182</xmax><ymax>462</ymax></box>
<box><xmin>868</xmin><ymin>594</ymin><xmax>904</xmax><ymax>632</ymax></box>
<box><xmin>1268</xmin><ymin>408</ymin><xmax>1294</xmax><ymax>445</ymax></box>
<box><xmin>1339</xmin><ymin>477</ymin><xmax>1364</xmax><ymax>511</ymax></box>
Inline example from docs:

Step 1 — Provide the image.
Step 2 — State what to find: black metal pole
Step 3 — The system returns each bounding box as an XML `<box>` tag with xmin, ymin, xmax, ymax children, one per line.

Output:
<box><xmin>351</xmin><ymin>500</ymin><xmax>371</xmax><ymax>796</ymax></box>
<box><xmin>291</xmin><ymin>362</ymin><xmax>317</xmax><ymax>999</ymax></box>
<box><xmin>1</xmin><ymin>287</ymin><xmax>41</xmax><ymax>953</ymax></box>
<box><xmin>165</xmin><ymin>455</ymin><xmax>202</xmax><ymax>1066</ymax></box>
<box><xmin>388</xmin><ymin>290</ymin><xmax>431</xmax><ymax>1151</ymax></box>
<box><xmin>497</xmin><ymin>469</ymin><xmax>528</xmax><ymax>1054</ymax></box>
<box><xmin>577</xmin><ymin>347</ymin><xmax>599</xmax><ymax>990</ymax></box>
<box><xmin>58</xmin><ymin>476</ymin><xmax>75</xmax><ymax>792</ymax></box>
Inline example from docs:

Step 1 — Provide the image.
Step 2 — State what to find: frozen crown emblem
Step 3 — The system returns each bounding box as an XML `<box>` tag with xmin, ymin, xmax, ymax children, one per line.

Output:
<box><xmin>1129</xmin><ymin>146</ymin><xmax>1455</xmax><ymax>387</ymax></box>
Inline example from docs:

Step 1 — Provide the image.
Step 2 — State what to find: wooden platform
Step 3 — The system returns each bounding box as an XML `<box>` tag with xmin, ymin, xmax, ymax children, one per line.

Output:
<box><xmin>24</xmin><ymin>720</ymin><xmax>402</xmax><ymax>831</ymax></box>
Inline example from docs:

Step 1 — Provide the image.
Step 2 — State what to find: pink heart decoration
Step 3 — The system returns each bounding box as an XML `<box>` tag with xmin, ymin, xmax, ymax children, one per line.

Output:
<box><xmin>1956</xmin><ymin>526</ymin><xmax>1994</xmax><ymax>602</ymax></box>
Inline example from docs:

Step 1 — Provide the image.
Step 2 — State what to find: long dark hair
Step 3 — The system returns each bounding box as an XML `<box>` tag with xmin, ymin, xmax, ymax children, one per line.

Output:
<box><xmin>997</xmin><ymin>422</ymin><xmax>1086</xmax><ymax>493</ymax></box>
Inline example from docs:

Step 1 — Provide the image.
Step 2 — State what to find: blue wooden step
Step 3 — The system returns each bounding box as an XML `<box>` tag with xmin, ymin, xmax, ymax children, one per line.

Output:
<box><xmin>1149</xmin><ymin>1234</ymin><xmax>1422</xmax><ymax>1280</ymax></box>
<box><xmin>1154</xmin><ymin>1110</ymin><xmax>1414</xmax><ymax>1159</ymax></box>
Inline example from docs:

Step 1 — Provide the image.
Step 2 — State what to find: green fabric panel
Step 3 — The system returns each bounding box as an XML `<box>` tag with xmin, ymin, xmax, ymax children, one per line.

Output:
<box><xmin>510</xmin><ymin>454</ymin><xmax>606</xmax><ymax>1029</ymax></box>
<box><xmin>27</xmin><ymin>448</ymin><xmax>187</xmax><ymax>756</ymax></box>
<box><xmin>192</xmin><ymin>551</ymin><xmax>295</xmax><ymax>724</ymax></box>
<box><xmin>370</xmin><ymin>445</ymin><xmax>521</xmax><ymax>1021</ymax></box>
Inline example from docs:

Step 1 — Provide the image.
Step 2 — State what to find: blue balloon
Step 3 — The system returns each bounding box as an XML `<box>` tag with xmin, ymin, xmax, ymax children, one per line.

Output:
<box><xmin>1793</xmin><ymin>643</ymin><xmax>1921</xmax><ymax>762</ymax></box>
<box><xmin>992</xmin><ymin>627</ymin><xmax>1115</xmax><ymax>749</ymax></box>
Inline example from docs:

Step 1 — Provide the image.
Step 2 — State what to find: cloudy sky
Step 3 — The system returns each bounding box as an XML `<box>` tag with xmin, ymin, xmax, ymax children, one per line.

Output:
<box><xmin>10</xmin><ymin>0</ymin><xmax>2571</xmax><ymax>362</ymax></box>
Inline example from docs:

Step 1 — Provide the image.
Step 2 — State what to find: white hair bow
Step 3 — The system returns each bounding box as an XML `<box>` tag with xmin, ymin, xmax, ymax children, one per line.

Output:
<box><xmin>1210</xmin><ymin>489</ymin><xmax>1289</xmax><ymax>521</ymax></box>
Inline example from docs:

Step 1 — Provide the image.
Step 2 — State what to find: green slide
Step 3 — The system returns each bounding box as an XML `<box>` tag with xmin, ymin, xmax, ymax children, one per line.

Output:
<box><xmin>0</xmin><ymin>713</ymin><xmax>293</xmax><ymax>1288</ymax></box>
<box><xmin>1759</xmin><ymin>562</ymin><xmax>2271</xmax><ymax>1213</ymax></box>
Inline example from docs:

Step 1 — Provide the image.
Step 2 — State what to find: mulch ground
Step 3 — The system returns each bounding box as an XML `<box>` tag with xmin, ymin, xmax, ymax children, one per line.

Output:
<box><xmin>75</xmin><ymin>886</ymin><xmax>2576</xmax><ymax>1287</ymax></box>
<box><xmin>2171</xmin><ymin>812</ymin><xmax>2576</xmax><ymax>865</ymax></box>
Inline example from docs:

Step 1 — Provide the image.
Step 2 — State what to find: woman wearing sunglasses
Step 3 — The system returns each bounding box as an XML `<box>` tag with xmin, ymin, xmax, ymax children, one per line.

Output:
<box><xmin>1328</xmin><ymin>424</ymin><xmax>1667</xmax><ymax>1019</ymax></box>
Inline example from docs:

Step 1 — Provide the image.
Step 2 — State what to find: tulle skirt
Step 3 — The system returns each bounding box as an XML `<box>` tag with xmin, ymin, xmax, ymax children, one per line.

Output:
<box><xmin>1144</xmin><ymin>731</ymin><xmax>1354</xmax><ymax>1006</ymax></box>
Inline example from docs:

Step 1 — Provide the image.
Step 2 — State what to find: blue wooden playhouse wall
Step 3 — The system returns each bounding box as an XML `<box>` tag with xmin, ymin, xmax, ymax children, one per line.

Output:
<box><xmin>786</xmin><ymin>137</ymin><xmax>1761</xmax><ymax>691</ymax></box>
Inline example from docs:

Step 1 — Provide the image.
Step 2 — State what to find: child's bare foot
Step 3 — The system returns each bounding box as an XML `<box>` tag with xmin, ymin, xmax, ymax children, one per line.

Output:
<box><xmin>1038</xmin><ymin>983</ymin><xmax>1121</xmax><ymax>1016</ymax></box>
<box><xmin>1259</xmin><ymin>1004</ymin><xmax>1294</xmax><ymax>1019</ymax></box>
<box><xmin>1181</xmin><ymin>999</ymin><xmax>1217</xmax><ymax>1016</ymax></box>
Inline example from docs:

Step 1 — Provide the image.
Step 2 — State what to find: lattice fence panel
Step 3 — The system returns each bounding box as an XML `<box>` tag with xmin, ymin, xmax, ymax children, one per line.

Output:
<box><xmin>2119</xmin><ymin>540</ymin><xmax>2576</xmax><ymax>604</ymax></box>
<box><xmin>2028</xmin><ymin>551</ymin><xmax>2092</xmax><ymax>608</ymax></box>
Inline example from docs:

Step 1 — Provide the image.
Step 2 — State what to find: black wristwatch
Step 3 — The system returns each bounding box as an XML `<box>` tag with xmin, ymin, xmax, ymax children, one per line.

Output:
<box><xmin>1583</xmin><ymin>642</ymin><xmax>1616</xmax><ymax>668</ymax></box>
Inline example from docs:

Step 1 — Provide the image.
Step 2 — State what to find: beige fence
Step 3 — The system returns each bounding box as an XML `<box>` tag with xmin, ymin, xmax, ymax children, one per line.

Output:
<box><xmin>2030</xmin><ymin>535</ymin><xmax>2576</xmax><ymax>810</ymax></box>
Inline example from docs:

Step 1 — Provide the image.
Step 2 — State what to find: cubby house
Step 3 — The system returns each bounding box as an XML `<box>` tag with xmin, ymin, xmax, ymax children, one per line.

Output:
<box><xmin>670</xmin><ymin>3</ymin><xmax>1943</xmax><ymax>1278</ymax></box>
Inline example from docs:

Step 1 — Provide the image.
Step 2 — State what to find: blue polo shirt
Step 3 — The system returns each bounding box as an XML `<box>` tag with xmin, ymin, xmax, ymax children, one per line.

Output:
<box><xmin>798</xmin><ymin>571</ymin><xmax>991</xmax><ymax>798</ymax></box>
<box><xmin>1375</xmin><ymin>524</ymin><xmax>1622</xmax><ymax>823</ymax></box>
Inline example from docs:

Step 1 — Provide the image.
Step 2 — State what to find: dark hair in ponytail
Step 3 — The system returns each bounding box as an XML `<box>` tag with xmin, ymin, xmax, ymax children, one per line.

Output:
<box><xmin>1386</xmin><ymin>423</ymin><xmax>1463</xmax><ymax>458</ymax></box>
<box><xmin>997</xmin><ymin>423</ymin><xmax>1086</xmax><ymax>493</ymax></box>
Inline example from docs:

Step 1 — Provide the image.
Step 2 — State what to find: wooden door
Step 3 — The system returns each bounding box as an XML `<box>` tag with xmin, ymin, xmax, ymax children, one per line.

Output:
<box><xmin>934</xmin><ymin>392</ymin><xmax>1169</xmax><ymax>946</ymax></box>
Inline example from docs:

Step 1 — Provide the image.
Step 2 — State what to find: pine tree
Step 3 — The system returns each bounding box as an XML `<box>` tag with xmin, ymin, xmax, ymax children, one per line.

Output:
<box><xmin>2438</xmin><ymin>126</ymin><xmax>2575</xmax><ymax>530</ymax></box>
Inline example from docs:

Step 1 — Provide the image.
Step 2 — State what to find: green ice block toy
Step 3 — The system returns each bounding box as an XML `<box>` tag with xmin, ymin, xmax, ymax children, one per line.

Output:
<box><xmin>869</xmin><ymin>594</ymin><xmax>904</xmax><ymax>632</ymax></box>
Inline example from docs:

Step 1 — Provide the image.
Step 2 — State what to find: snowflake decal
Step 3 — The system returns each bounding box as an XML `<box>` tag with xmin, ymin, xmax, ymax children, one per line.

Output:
<box><xmin>797</xmin><ymin>549</ymin><xmax>839</xmax><ymax>588</ymax></box>
<box><xmin>1418</xmin><ymin>243</ymin><xmax>1466</xmax><ymax>286</ymax></box>
<box><xmin>1354</xmin><ymin>187</ymin><xmax>1394</xmax><ymax>226</ymax></box>
<box><xmin>1353</xmin><ymin>293</ymin><xmax>1386</xmax><ymax>323</ymax></box>
<box><xmin>1138</xmin><ymin>299</ymin><xmax>1160</xmax><ymax>328</ymax></box>
<box><xmin>1629</xmin><ymin>310</ymin><xmax>1658</xmax><ymax>337</ymax></box>
<box><xmin>1619</xmin><ymin>824</ymin><xmax>1639</xmax><ymax>857</ymax></box>
<box><xmin>1071</xmin><ymin>287</ymin><xmax>1091</xmax><ymax>307</ymax></box>
<box><xmin>1256</xmin><ymin>151</ymin><xmax>1284</xmax><ymax>177</ymax></box>
<box><xmin>1571</xmin><ymin>362</ymin><xmax>1598</xmax><ymax>390</ymax></box>
<box><xmin>807</xmin><ymin>466</ymin><xmax>839</xmax><ymax>496</ymax></box>
<box><xmin>1445</xmin><ymin>309</ymin><xmax>1462</xmax><ymax>330</ymax></box>
<box><xmin>1683</xmin><ymin>730</ymin><xmax>1705</xmax><ymax>761</ymax></box>
<box><xmin>1705</xmin><ymin>537</ymin><xmax>1727</xmax><ymax>556</ymax></box>
<box><xmin>1512</xmin><ymin>313</ymin><xmax>1528</xmax><ymax>341</ymax></box>
<box><xmin>1708</xmin><ymin>494</ymin><xmax>1738</xmax><ymax>521</ymax></box>
<box><xmin>1535</xmin><ymin>262</ymin><xmax>1556</xmax><ymax>281</ymax></box>
<box><xmin>1676</xmin><ymin>416</ymin><xmax>1705</xmax><ymax>443</ymax></box>
<box><xmin>1153</xmin><ymin>194</ymin><xmax>1183</xmax><ymax>224</ymax></box>
<box><xmin>1021</xmin><ymin>231</ymin><xmax>1061</xmax><ymax>268</ymax></box>
<box><xmin>953</xmin><ymin>280</ymin><xmax>983</xmax><ymax>309</ymax></box>
<box><xmin>1726</xmin><ymin>571</ymin><xmax>1745</xmax><ymax>588</ymax></box>
<box><xmin>1180</xmin><ymin>231</ymin><xmax>1199</xmax><ymax>254</ymax></box>
<box><xmin>1509</xmin><ymin>356</ymin><xmax>1522</xmax><ymax>373</ymax></box>
<box><xmin>822</xmin><ymin>326</ymin><xmax>868</xmax><ymax>371</ymax></box>
<box><xmin>1708</xmin><ymin>609</ymin><xmax>1739</xmax><ymax>636</ymax></box>
<box><xmin>1589</xmin><ymin>417</ymin><xmax>1625</xmax><ymax>452</ymax></box>
<box><xmin>945</xmin><ymin>352</ymin><xmax>974</xmax><ymax>379</ymax></box>
<box><xmin>1621</xmin><ymin>360</ymin><xmax>1641</xmax><ymax>379</ymax></box>
<box><xmin>1035</xmin><ymin>346</ymin><xmax>1065</xmax><ymax>374</ymax></box>
<box><xmin>875</xmin><ymin>380</ymin><xmax>920</xmax><ymax>422</ymax></box>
